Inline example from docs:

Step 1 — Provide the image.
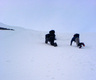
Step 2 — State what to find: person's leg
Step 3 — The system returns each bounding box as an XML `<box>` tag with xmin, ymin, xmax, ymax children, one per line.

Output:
<box><xmin>45</xmin><ymin>35</ymin><xmax>49</xmax><ymax>43</ymax></box>
<box><xmin>49</xmin><ymin>36</ymin><xmax>54</xmax><ymax>45</ymax></box>
<box><xmin>78</xmin><ymin>43</ymin><xmax>85</xmax><ymax>48</ymax></box>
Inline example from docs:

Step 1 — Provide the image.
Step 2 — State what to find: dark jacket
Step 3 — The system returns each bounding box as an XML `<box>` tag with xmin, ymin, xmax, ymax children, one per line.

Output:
<box><xmin>45</xmin><ymin>32</ymin><xmax>56</xmax><ymax>42</ymax></box>
<box><xmin>70</xmin><ymin>34</ymin><xmax>80</xmax><ymax>46</ymax></box>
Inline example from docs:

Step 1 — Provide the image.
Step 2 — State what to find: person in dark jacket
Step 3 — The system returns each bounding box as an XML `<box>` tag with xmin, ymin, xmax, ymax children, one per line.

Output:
<box><xmin>45</xmin><ymin>30</ymin><xmax>57</xmax><ymax>46</ymax></box>
<box><xmin>70</xmin><ymin>33</ymin><xmax>85</xmax><ymax>48</ymax></box>
<box><xmin>70</xmin><ymin>33</ymin><xmax>80</xmax><ymax>46</ymax></box>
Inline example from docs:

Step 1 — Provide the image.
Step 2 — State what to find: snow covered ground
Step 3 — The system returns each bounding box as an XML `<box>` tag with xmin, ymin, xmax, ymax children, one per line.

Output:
<box><xmin>0</xmin><ymin>24</ymin><xmax>96</xmax><ymax>80</ymax></box>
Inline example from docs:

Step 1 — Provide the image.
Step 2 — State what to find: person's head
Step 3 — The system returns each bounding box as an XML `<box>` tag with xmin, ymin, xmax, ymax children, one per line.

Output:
<box><xmin>74</xmin><ymin>33</ymin><xmax>79</xmax><ymax>38</ymax></box>
<box><xmin>49</xmin><ymin>30</ymin><xmax>55</xmax><ymax>34</ymax></box>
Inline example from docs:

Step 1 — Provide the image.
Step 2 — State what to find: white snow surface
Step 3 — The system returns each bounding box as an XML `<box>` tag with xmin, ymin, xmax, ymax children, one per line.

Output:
<box><xmin>0</xmin><ymin>24</ymin><xmax>96</xmax><ymax>80</ymax></box>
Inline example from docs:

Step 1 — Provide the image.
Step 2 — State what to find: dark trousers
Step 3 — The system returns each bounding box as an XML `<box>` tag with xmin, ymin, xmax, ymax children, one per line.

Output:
<box><xmin>78</xmin><ymin>42</ymin><xmax>85</xmax><ymax>48</ymax></box>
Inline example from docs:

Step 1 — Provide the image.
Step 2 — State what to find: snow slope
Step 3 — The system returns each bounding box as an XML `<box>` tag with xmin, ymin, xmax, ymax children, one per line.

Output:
<box><xmin>0</xmin><ymin>24</ymin><xmax>96</xmax><ymax>80</ymax></box>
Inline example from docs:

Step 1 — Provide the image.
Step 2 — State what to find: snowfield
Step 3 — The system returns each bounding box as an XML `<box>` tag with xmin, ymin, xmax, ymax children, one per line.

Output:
<box><xmin>0</xmin><ymin>24</ymin><xmax>96</xmax><ymax>80</ymax></box>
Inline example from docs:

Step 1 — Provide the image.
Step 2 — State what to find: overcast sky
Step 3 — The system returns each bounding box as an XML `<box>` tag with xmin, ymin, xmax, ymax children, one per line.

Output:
<box><xmin>0</xmin><ymin>0</ymin><xmax>96</xmax><ymax>32</ymax></box>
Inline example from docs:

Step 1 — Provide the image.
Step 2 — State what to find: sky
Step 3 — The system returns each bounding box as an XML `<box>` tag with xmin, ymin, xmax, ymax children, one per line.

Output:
<box><xmin>0</xmin><ymin>0</ymin><xmax>96</xmax><ymax>32</ymax></box>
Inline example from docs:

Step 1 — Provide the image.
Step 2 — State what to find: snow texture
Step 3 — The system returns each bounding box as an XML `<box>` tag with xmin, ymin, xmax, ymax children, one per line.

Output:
<box><xmin>0</xmin><ymin>23</ymin><xmax>96</xmax><ymax>80</ymax></box>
